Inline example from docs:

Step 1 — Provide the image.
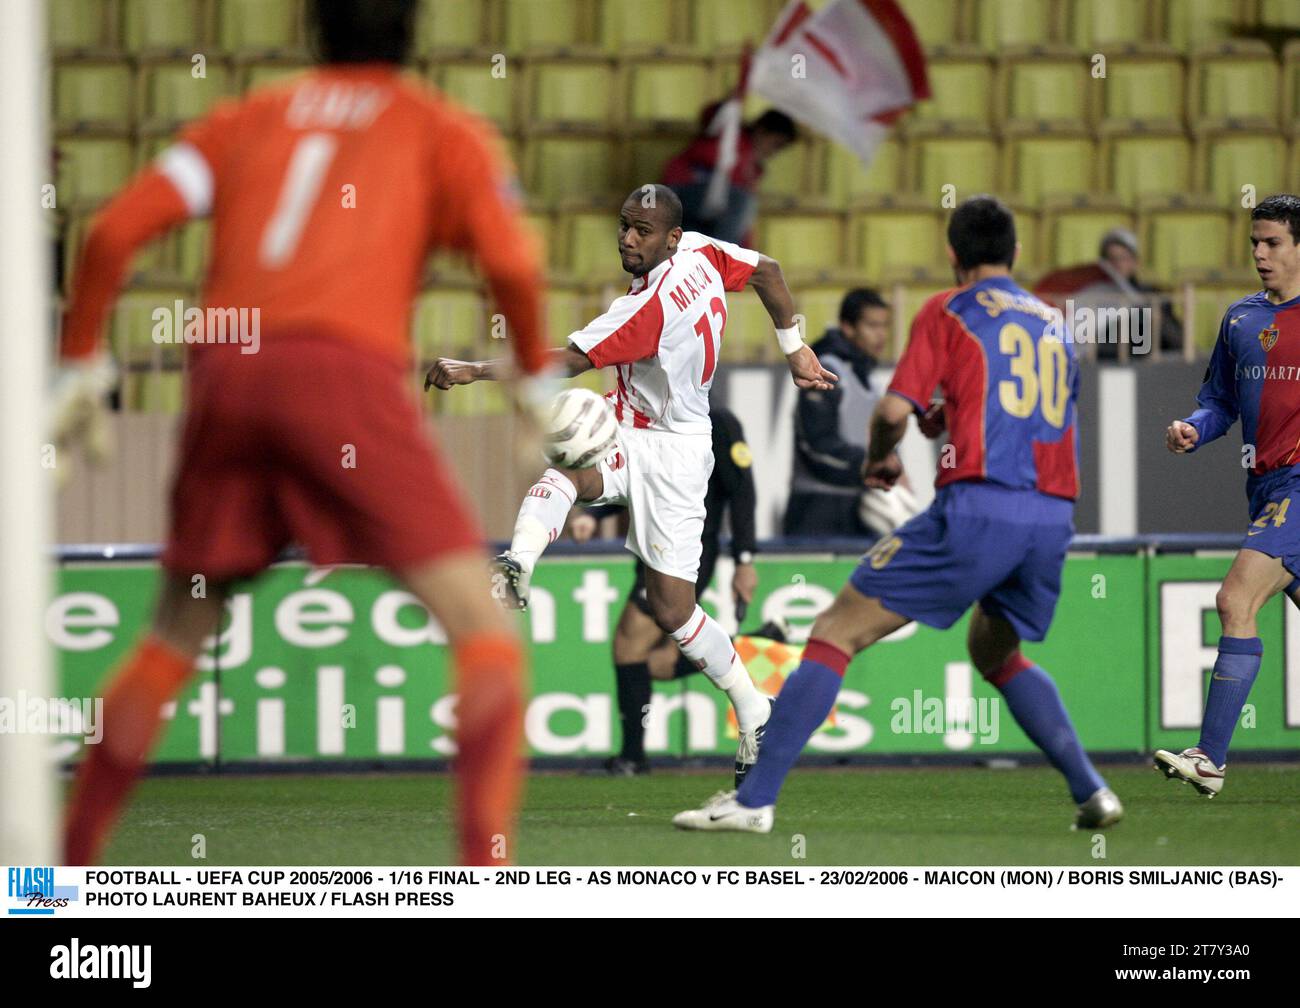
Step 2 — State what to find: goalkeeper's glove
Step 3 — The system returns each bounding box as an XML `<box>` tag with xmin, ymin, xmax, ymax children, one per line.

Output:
<box><xmin>49</xmin><ymin>352</ymin><xmax>118</xmax><ymax>470</ymax></box>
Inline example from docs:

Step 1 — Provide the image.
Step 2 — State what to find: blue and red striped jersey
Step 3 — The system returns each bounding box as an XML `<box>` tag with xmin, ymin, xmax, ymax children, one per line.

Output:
<box><xmin>1185</xmin><ymin>290</ymin><xmax>1300</xmax><ymax>475</ymax></box>
<box><xmin>889</xmin><ymin>276</ymin><xmax>1080</xmax><ymax>500</ymax></box>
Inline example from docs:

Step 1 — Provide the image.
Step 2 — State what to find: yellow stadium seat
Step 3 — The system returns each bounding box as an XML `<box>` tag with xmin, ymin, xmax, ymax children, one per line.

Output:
<box><xmin>1190</xmin><ymin>48</ymin><xmax>1274</xmax><ymax>128</ymax></box>
<box><xmin>625</xmin><ymin>130</ymin><xmax>694</xmax><ymax>186</ymax></box>
<box><xmin>141</xmin><ymin>60</ymin><xmax>233</xmax><ymax>131</ymax></box>
<box><xmin>416</xmin><ymin>0</ymin><xmax>486</xmax><ymax>53</ymax></box>
<box><xmin>54</xmin><ymin>62</ymin><xmax>133</xmax><ymax>131</ymax></box>
<box><xmin>56</xmin><ymin>136</ymin><xmax>135</xmax><ymax>206</ymax></box>
<box><xmin>1184</xmin><ymin>278</ymin><xmax>1255</xmax><ymax>353</ymax></box>
<box><xmin>503</xmin><ymin>0</ymin><xmax>588</xmax><ymax>52</ymax></box>
<box><xmin>912</xmin><ymin>132</ymin><xmax>999</xmax><ymax>203</ymax></box>
<box><xmin>1066</xmin><ymin>0</ymin><xmax>1151</xmax><ymax>50</ymax></box>
<box><xmin>691</xmin><ymin>0</ymin><xmax>779</xmax><ymax>52</ymax></box>
<box><xmin>625</xmin><ymin>57</ymin><xmax>712</xmax><ymax>128</ymax></box>
<box><xmin>1286</xmin><ymin>40</ymin><xmax>1300</xmax><ymax>132</ymax></box>
<box><xmin>1192</xmin><ymin>46</ymin><xmax>1280</xmax><ymax>126</ymax></box>
<box><xmin>50</xmin><ymin>0</ymin><xmax>116</xmax><ymax>52</ymax></box>
<box><xmin>411</xmin><ymin>288</ymin><xmax>486</xmax><ymax>360</ymax></box>
<box><xmin>1002</xmin><ymin>56</ymin><xmax>1090</xmax><ymax>126</ymax></box>
<box><xmin>1139</xmin><ymin>199</ymin><xmax>1231</xmax><ymax>284</ymax></box>
<box><xmin>1041</xmin><ymin>199</ymin><xmax>1136</xmax><ymax>268</ymax></box>
<box><xmin>1105</xmin><ymin>130</ymin><xmax>1193</xmax><ymax>202</ymax></box>
<box><xmin>241</xmin><ymin>62</ymin><xmax>312</xmax><ymax>92</ymax></box>
<box><xmin>1003</xmin><ymin>131</ymin><xmax>1096</xmax><ymax>205</ymax></box>
<box><xmin>758</xmin><ymin>211</ymin><xmax>844</xmax><ymax>274</ymax></box>
<box><xmin>599</xmin><ymin>0</ymin><xmax>678</xmax><ymax>50</ymax></box>
<box><xmin>974</xmin><ymin>0</ymin><xmax>1054</xmax><ymax>51</ymax></box>
<box><xmin>1008</xmin><ymin>205</ymin><xmax>1043</xmax><ymax>275</ymax></box>
<box><xmin>887</xmin><ymin>278</ymin><xmax>953</xmax><ymax>346</ymax></box>
<box><xmin>111</xmin><ymin>290</ymin><xmax>188</xmax><ymax>365</ymax></box>
<box><xmin>519</xmin><ymin>208</ymin><xmax>555</xmax><ymax>271</ymax></box>
<box><xmin>123</xmin><ymin>370</ymin><xmax>185</xmax><ymax>414</ymax></box>
<box><xmin>130</xmin><ymin>218</ymin><xmax>210</xmax><ymax>284</ymax></box>
<box><xmin>1162</xmin><ymin>0</ymin><xmax>1253</xmax><ymax>52</ymax></box>
<box><xmin>1199</xmin><ymin>131</ymin><xmax>1288</xmax><ymax>208</ymax></box>
<box><xmin>545</xmin><ymin>284</ymin><xmax>594</xmax><ymax>348</ymax></box>
<box><xmin>218</xmin><ymin>0</ymin><xmax>301</xmax><ymax>55</ymax></box>
<box><xmin>174</xmin><ymin>220</ymin><xmax>209</xmax><ymax>283</ymax></box>
<box><xmin>524</xmin><ymin>134</ymin><xmax>622</xmax><ymax>205</ymax></box>
<box><xmin>913</xmin><ymin>56</ymin><xmax>993</xmax><ymax>127</ymax></box>
<box><xmin>1261</xmin><ymin>0</ymin><xmax>1300</xmax><ymax>30</ymax></box>
<box><xmin>822</xmin><ymin>138</ymin><xmax>902</xmax><ymax>201</ymax></box>
<box><xmin>560</xmin><ymin>203</ymin><xmax>624</xmax><ymax>281</ymax></box>
<box><xmin>898</xmin><ymin>0</ymin><xmax>965</xmax><ymax>50</ymax></box>
<box><xmin>719</xmin><ymin>291</ymin><xmax>775</xmax><ymax>363</ymax></box>
<box><xmin>434</xmin><ymin>381</ymin><xmax>508</xmax><ymax>418</ymax></box>
<box><xmin>795</xmin><ymin>280</ymin><xmax>860</xmax><ymax>337</ymax></box>
<box><xmin>436</xmin><ymin>59</ymin><xmax>516</xmax><ymax>130</ymax></box>
<box><xmin>848</xmin><ymin>203</ymin><xmax>944</xmax><ymax>281</ymax></box>
<box><xmin>122</xmin><ymin>0</ymin><xmax>205</xmax><ymax>55</ymax></box>
<box><xmin>755</xmin><ymin>140</ymin><xmax>810</xmax><ymax>200</ymax></box>
<box><xmin>529</xmin><ymin>60</ymin><xmax>618</xmax><ymax>127</ymax></box>
<box><xmin>1100</xmin><ymin>53</ymin><xmax>1184</xmax><ymax>126</ymax></box>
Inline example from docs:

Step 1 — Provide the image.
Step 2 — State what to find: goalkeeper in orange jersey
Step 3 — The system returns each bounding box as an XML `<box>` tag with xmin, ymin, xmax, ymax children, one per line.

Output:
<box><xmin>57</xmin><ymin>0</ymin><xmax>547</xmax><ymax>866</ymax></box>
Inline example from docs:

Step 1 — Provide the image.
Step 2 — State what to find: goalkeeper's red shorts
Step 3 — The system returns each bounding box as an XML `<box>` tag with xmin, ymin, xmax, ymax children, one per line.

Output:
<box><xmin>160</xmin><ymin>337</ymin><xmax>483</xmax><ymax>581</ymax></box>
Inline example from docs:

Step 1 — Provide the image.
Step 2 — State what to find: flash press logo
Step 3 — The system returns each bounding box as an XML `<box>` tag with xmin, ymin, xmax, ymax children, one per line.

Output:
<box><xmin>6</xmin><ymin>867</ymin><xmax>79</xmax><ymax>916</ymax></box>
<box><xmin>50</xmin><ymin>939</ymin><xmax>151</xmax><ymax>988</ymax></box>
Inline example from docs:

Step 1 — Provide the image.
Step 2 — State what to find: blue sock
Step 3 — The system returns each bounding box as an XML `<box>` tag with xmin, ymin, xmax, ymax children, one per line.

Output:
<box><xmin>992</xmin><ymin>657</ymin><xmax>1105</xmax><ymax>804</ymax></box>
<box><xmin>1197</xmin><ymin>636</ymin><xmax>1261</xmax><ymax>767</ymax></box>
<box><xmin>737</xmin><ymin>646</ymin><xmax>845</xmax><ymax>808</ymax></box>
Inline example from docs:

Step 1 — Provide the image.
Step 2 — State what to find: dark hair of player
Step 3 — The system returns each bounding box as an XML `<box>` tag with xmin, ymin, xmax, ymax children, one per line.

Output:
<box><xmin>308</xmin><ymin>0</ymin><xmax>419</xmax><ymax>65</ymax></box>
<box><xmin>626</xmin><ymin>184</ymin><xmax>684</xmax><ymax>231</ymax></box>
<box><xmin>1252</xmin><ymin>194</ymin><xmax>1300</xmax><ymax>244</ymax></box>
<box><xmin>751</xmin><ymin>109</ymin><xmax>797</xmax><ymax>141</ymax></box>
<box><xmin>947</xmin><ymin>195</ymin><xmax>1017</xmax><ymax>271</ymax></box>
<box><xmin>839</xmin><ymin>287</ymin><xmax>887</xmax><ymax>325</ymax></box>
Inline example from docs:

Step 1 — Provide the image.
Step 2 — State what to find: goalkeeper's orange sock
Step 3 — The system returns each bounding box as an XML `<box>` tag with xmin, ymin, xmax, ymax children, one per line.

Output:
<box><xmin>64</xmin><ymin>635</ymin><xmax>193</xmax><ymax>865</ymax></box>
<box><xmin>453</xmin><ymin>633</ymin><xmax>527</xmax><ymax>866</ymax></box>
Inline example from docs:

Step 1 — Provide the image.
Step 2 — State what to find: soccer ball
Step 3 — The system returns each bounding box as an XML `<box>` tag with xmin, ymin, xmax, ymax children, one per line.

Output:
<box><xmin>543</xmin><ymin>388</ymin><xmax>619</xmax><ymax>469</ymax></box>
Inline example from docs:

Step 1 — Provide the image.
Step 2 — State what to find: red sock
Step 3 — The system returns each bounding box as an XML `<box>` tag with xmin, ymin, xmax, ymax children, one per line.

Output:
<box><xmin>63</xmin><ymin>635</ymin><xmax>193</xmax><ymax>865</ymax></box>
<box><xmin>453</xmin><ymin>633</ymin><xmax>526</xmax><ymax>866</ymax></box>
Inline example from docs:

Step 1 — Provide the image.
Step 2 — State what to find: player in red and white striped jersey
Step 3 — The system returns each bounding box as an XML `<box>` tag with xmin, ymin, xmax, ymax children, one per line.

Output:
<box><xmin>427</xmin><ymin>184</ymin><xmax>835</xmax><ymax>786</ymax></box>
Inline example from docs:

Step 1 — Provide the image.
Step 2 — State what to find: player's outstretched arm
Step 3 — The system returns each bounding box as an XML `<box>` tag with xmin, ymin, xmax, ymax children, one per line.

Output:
<box><xmin>425</xmin><ymin>344</ymin><xmax>593</xmax><ymax>390</ymax></box>
<box><xmin>746</xmin><ymin>254</ymin><xmax>837</xmax><ymax>391</ymax></box>
<box><xmin>1166</xmin><ymin>420</ymin><xmax>1199</xmax><ymax>453</ymax></box>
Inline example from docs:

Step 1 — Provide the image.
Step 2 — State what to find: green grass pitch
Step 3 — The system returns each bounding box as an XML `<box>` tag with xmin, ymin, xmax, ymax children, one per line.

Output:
<box><xmin>95</xmin><ymin>763</ymin><xmax>1300</xmax><ymax>866</ymax></box>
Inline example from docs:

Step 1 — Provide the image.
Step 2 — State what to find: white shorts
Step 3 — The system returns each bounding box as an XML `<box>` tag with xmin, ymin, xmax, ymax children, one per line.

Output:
<box><xmin>591</xmin><ymin>426</ymin><xmax>713</xmax><ymax>582</ymax></box>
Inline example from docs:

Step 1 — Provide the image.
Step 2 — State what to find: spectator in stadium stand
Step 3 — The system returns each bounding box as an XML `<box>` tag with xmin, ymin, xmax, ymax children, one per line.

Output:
<box><xmin>1033</xmin><ymin>227</ymin><xmax>1184</xmax><ymax>359</ymax></box>
<box><xmin>784</xmin><ymin>288</ymin><xmax>930</xmax><ymax>540</ymax></box>
<box><xmin>661</xmin><ymin>106</ymin><xmax>797</xmax><ymax>245</ymax></box>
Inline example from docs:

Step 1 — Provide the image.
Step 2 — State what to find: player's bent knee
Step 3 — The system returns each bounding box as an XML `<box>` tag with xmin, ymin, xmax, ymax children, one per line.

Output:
<box><xmin>564</xmin><ymin>465</ymin><xmax>604</xmax><ymax>502</ymax></box>
<box><xmin>1215</xmin><ymin>583</ymin><xmax>1258</xmax><ymax>628</ymax></box>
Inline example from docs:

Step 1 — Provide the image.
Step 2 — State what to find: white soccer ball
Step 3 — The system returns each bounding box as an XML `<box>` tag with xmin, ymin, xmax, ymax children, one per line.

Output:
<box><xmin>543</xmin><ymin>388</ymin><xmax>619</xmax><ymax>469</ymax></box>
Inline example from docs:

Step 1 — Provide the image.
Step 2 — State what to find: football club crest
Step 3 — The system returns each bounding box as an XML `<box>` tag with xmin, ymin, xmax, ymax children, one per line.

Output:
<box><xmin>1260</xmin><ymin>324</ymin><xmax>1279</xmax><ymax>351</ymax></box>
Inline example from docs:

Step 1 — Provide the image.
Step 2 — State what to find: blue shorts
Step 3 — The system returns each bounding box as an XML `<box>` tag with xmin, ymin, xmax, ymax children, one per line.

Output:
<box><xmin>849</xmin><ymin>482</ymin><xmax>1074</xmax><ymax>642</ymax></box>
<box><xmin>1241</xmin><ymin>466</ymin><xmax>1300</xmax><ymax>578</ymax></box>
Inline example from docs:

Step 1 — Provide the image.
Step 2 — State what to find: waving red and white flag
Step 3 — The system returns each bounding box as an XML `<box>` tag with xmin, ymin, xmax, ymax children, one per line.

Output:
<box><xmin>750</xmin><ymin>0</ymin><xmax>929</xmax><ymax>166</ymax></box>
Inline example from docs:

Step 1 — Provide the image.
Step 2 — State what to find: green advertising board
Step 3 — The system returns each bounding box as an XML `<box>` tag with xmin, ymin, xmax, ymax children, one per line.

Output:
<box><xmin>48</xmin><ymin>550</ymin><xmax>1300</xmax><ymax>765</ymax></box>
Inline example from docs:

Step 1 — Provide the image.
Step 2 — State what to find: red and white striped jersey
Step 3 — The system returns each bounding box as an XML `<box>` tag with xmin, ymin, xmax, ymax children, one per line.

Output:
<box><xmin>568</xmin><ymin>231</ymin><xmax>760</xmax><ymax>435</ymax></box>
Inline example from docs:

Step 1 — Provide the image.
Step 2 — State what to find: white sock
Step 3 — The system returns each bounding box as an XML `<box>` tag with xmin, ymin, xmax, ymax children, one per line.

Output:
<box><xmin>670</xmin><ymin>605</ymin><xmax>769</xmax><ymax>731</ymax></box>
<box><xmin>510</xmin><ymin>469</ymin><xmax>577</xmax><ymax>572</ymax></box>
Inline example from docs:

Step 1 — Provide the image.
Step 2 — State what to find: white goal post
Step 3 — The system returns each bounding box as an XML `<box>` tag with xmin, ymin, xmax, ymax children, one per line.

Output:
<box><xmin>0</xmin><ymin>0</ymin><xmax>56</xmax><ymax>865</ymax></box>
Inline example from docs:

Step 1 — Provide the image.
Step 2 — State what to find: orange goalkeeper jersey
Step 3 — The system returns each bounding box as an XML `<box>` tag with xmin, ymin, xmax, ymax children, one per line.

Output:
<box><xmin>62</xmin><ymin>63</ymin><xmax>546</xmax><ymax>373</ymax></box>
